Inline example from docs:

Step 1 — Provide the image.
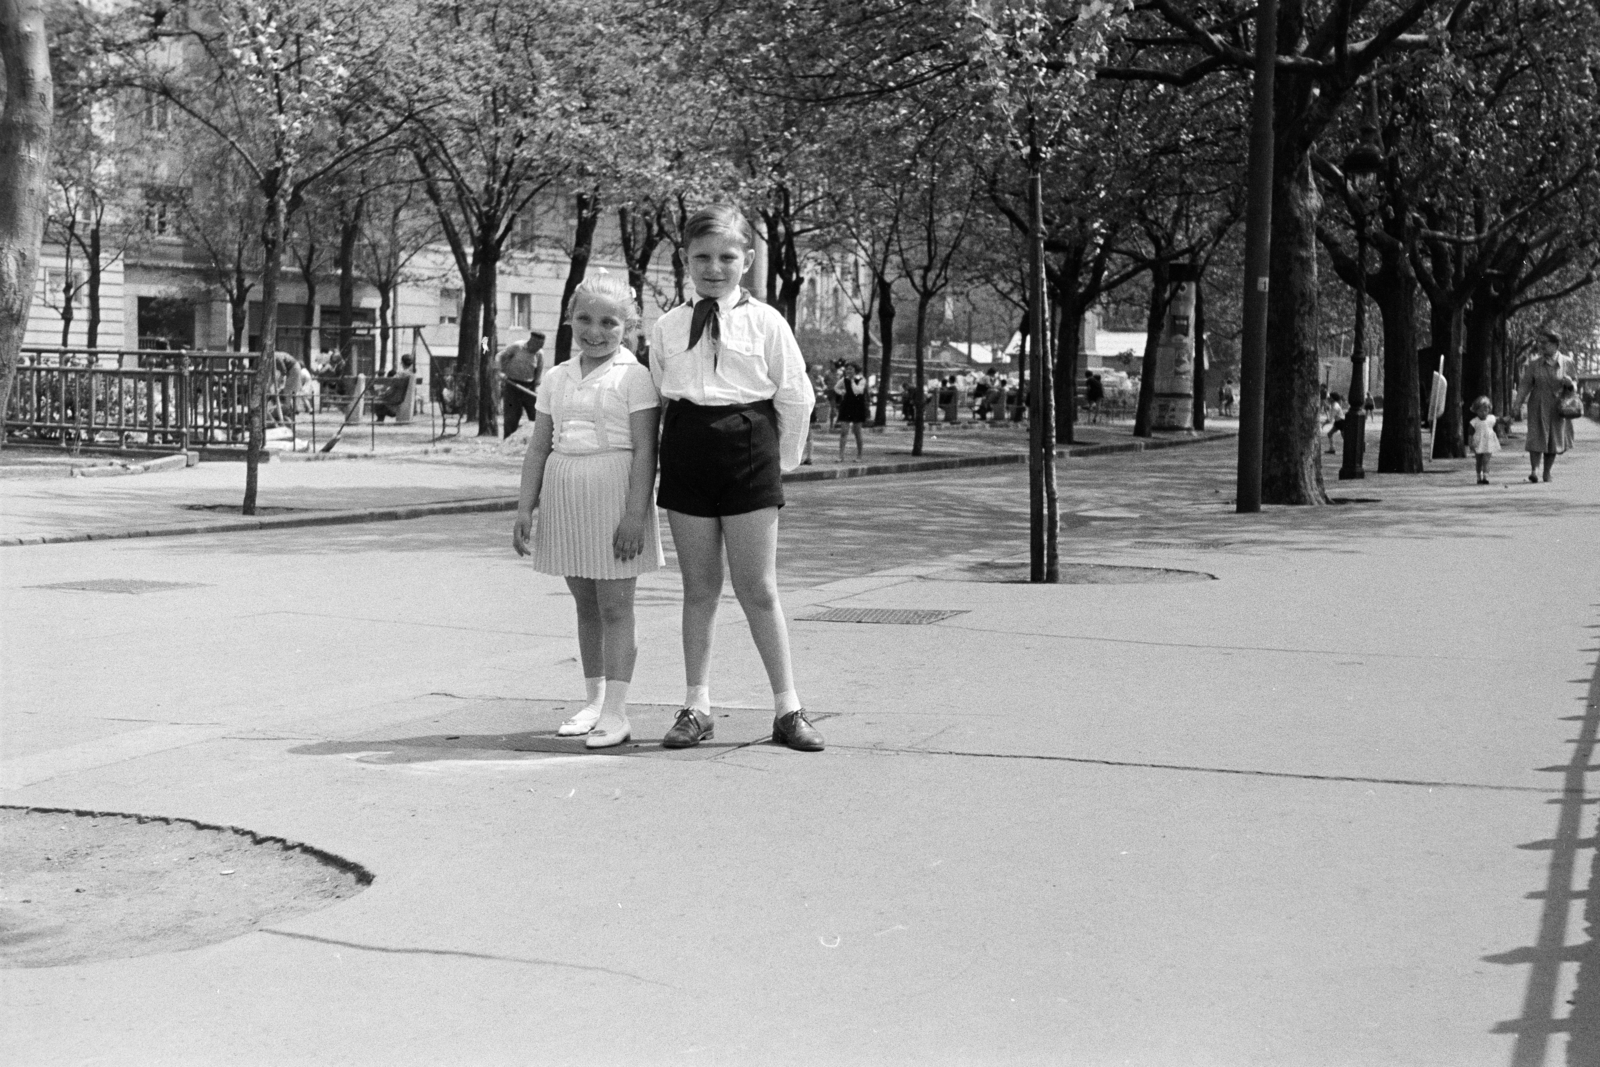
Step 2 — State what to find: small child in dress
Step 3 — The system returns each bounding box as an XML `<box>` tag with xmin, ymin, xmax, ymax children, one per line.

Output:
<box><xmin>512</xmin><ymin>271</ymin><xmax>664</xmax><ymax>748</ymax></box>
<box><xmin>1468</xmin><ymin>395</ymin><xmax>1499</xmax><ymax>485</ymax></box>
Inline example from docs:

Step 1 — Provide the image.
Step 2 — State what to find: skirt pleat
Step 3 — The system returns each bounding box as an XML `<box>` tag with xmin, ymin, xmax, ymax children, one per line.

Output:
<box><xmin>532</xmin><ymin>451</ymin><xmax>663</xmax><ymax>579</ymax></box>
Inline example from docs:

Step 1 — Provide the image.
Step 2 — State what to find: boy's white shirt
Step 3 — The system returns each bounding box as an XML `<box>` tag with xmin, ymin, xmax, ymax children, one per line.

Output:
<box><xmin>648</xmin><ymin>287</ymin><xmax>816</xmax><ymax>471</ymax></box>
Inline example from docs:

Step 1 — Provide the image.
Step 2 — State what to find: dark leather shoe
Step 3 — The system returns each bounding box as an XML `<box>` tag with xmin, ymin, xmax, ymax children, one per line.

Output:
<box><xmin>662</xmin><ymin>708</ymin><xmax>714</xmax><ymax>748</ymax></box>
<box><xmin>772</xmin><ymin>710</ymin><xmax>824</xmax><ymax>752</ymax></box>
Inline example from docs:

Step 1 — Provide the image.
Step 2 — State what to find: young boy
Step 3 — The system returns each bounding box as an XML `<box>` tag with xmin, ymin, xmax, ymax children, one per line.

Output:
<box><xmin>648</xmin><ymin>206</ymin><xmax>822</xmax><ymax>751</ymax></box>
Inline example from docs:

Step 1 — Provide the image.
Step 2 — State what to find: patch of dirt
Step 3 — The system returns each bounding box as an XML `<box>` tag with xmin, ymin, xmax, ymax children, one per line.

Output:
<box><xmin>0</xmin><ymin>807</ymin><xmax>370</xmax><ymax>968</ymax></box>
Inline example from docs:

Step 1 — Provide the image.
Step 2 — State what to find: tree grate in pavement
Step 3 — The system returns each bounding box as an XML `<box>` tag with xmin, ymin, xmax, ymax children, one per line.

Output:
<box><xmin>797</xmin><ymin>607</ymin><xmax>968</xmax><ymax>625</ymax></box>
<box><xmin>33</xmin><ymin>579</ymin><xmax>208</xmax><ymax>595</ymax></box>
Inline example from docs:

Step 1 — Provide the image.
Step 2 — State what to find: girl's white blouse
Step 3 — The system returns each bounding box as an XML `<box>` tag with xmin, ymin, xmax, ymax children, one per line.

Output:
<box><xmin>534</xmin><ymin>347</ymin><xmax>659</xmax><ymax>454</ymax></box>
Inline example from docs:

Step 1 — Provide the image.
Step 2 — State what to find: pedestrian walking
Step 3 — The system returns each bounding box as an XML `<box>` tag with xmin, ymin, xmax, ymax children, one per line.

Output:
<box><xmin>647</xmin><ymin>205</ymin><xmax>823</xmax><ymax>752</ymax></box>
<box><xmin>1468</xmin><ymin>395</ymin><xmax>1500</xmax><ymax>485</ymax></box>
<box><xmin>1512</xmin><ymin>328</ymin><xmax>1578</xmax><ymax>483</ymax></box>
<box><xmin>511</xmin><ymin>272</ymin><xmax>663</xmax><ymax>749</ymax></box>
<box><xmin>1085</xmin><ymin>372</ymin><xmax>1104</xmax><ymax>423</ymax></box>
<box><xmin>1325</xmin><ymin>392</ymin><xmax>1347</xmax><ymax>453</ymax></box>
<box><xmin>499</xmin><ymin>329</ymin><xmax>545</xmax><ymax>436</ymax></box>
<box><xmin>835</xmin><ymin>361</ymin><xmax>868</xmax><ymax>461</ymax></box>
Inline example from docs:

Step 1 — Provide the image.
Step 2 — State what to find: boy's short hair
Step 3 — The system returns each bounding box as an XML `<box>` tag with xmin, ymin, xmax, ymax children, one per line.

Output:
<box><xmin>529</xmin><ymin>331</ymin><xmax>546</xmax><ymax>346</ymax></box>
<box><xmin>684</xmin><ymin>205</ymin><xmax>755</xmax><ymax>249</ymax></box>
<box><xmin>1540</xmin><ymin>328</ymin><xmax>1562</xmax><ymax>345</ymax></box>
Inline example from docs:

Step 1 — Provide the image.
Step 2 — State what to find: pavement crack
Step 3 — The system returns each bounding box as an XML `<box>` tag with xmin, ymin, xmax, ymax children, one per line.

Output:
<box><xmin>838</xmin><ymin>745</ymin><xmax>1567</xmax><ymax>795</ymax></box>
<box><xmin>261</xmin><ymin>930</ymin><xmax>675</xmax><ymax>987</ymax></box>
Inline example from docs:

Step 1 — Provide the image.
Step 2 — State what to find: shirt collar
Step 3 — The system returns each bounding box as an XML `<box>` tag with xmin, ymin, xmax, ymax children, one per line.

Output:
<box><xmin>691</xmin><ymin>287</ymin><xmax>747</xmax><ymax>313</ymax></box>
<box><xmin>569</xmin><ymin>346</ymin><xmax>637</xmax><ymax>377</ymax></box>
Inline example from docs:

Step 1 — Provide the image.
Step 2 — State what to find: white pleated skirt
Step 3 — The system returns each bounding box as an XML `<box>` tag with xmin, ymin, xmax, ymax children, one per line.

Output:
<box><xmin>532</xmin><ymin>450</ymin><xmax>664</xmax><ymax>579</ymax></box>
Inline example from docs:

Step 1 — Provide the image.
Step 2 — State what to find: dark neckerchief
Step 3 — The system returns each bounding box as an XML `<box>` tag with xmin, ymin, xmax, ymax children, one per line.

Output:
<box><xmin>687</xmin><ymin>289</ymin><xmax>750</xmax><ymax>370</ymax></box>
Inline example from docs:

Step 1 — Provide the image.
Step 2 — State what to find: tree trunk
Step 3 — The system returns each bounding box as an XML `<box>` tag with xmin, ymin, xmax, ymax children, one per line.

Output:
<box><xmin>1192</xmin><ymin>278</ymin><xmax>1207</xmax><ymax>430</ymax></box>
<box><xmin>337</xmin><ymin>196</ymin><xmax>362</xmax><ymax>377</ymax></box>
<box><xmin>58</xmin><ymin>269</ymin><xmax>72</xmax><ymax>346</ymax></box>
<box><xmin>1427</xmin><ymin>295</ymin><xmax>1465</xmax><ymax>458</ymax></box>
<box><xmin>377</xmin><ymin>283</ymin><xmax>391</xmax><ymax>373</ymax></box>
<box><xmin>912</xmin><ymin>291</ymin><xmax>930</xmax><ymax>456</ymax></box>
<box><xmin>1052</xmin><ymin>287</ymin><xmax>1080</xmax><ymax>445</ymax></box>
<box><xmin>1012</xmin><ymin>308</ymin><xmax>1027</xmax><ymax>423</ymax></box>
<box><xmin>86</xmin><ymin>221</ymin><xmax>101</xmax><ymax>349</ymax></box>
<box><xmin>453</xmin><ymin>274</ymin><xmax>480</xmax><ymax>418</ymax></box>
<box><xmin>475</xmin><ymin>236</ymin><xmax>499</xmax><ymax>435</ymax></box>
<box><xmin>1262</xmin><ymin>144</ymin><xmax>1328</xmax><ymax>504</ymax></box>
<box><xmin>298</xmin><ymin>233</ymin><xmax>318</xmax><ymax>365</ymax></box>
<box><xmin>617</xmin><ymin>204</ymin><xmax>661</xmax><ymax>358</ymax></box>
<box><xmin>1133</xmin><ymin>260</ymin><xmax>1172</xmax><ymax>438</ymax></box>
<box><xmin>246</xmin><ymin>182</ymin><xmax>286</xmax><ymax>515</ymax></box>
<box><xmin>1373</xmin><ymin>239</ymin><xmax>1421</xmax><ymax>473</ymax></box>
<box><xmin>873</xmin><ymin>273</ymin><xmax>895</xmax><ymax>426</ymax></box>
<box><xmin>0</xmin><ymin>0</ymin><xmax>51</xmax><ymax>420</ymax></box>
<box><xmin>553</xmin><ymin>191</ymin><xmax>599</xmax><ymax>366</ymax></box>
<box><xmin>229</xmin><ymin>270</ymin><xmax>249</xmax><ymax>352</ymax></box>
<box><xmin>1462</xmin><ymin>297</ymin><xmax>1496</xmax><ymax>425</ymax></box>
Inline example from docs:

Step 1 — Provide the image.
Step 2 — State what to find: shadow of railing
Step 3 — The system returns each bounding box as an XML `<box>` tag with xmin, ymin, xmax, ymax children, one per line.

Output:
<box><xmin>1487</xmin><ymin>617</ymin><xmax>1600</xmax><ymax>1065</ymax></box>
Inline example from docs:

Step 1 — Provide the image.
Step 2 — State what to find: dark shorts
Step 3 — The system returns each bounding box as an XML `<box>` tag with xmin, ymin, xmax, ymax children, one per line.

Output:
<box><xmin>657</xmin><ymin>399</ymin><xmax>785</xmax><ymax>517</ymax></box>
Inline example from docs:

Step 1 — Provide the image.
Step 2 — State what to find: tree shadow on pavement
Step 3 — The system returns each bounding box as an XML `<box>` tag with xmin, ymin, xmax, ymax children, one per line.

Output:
<box><xmin>1485</xmin><ymin>622</ymin><xmax>1600</xmax><ymax>1065</ymax></box>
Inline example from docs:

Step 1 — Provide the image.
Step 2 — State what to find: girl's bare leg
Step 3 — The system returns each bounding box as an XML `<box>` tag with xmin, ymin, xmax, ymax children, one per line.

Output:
<box><xmin>565</xmin><ymin>577</ymin><xmax>604</xmax><ymax>678</ymax></box>
<box><xmin>590</xmin><ymin>577</ymin><xmax>638</xmax><ymax>736</ymax></box>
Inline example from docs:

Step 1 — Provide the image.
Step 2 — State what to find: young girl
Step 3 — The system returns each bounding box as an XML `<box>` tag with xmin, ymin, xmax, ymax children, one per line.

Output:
<box><xmin>835</xmin><ymin>361</ymin><xmax>868</xmax><ymax>461</ymax></box>
<box><xmin>512</xmin><ymin>271</ymin><xmax>663</xmax><ymax>749</ymax></box>
<box><xmin>1468</xmin><ymin>395</ymin><xmax>1499</xmax><ymax>485</ymax></box>
<box><xmin>648</xmin><ymin>205</ymin><xmax>823</xmax><ymax>752</ymax></box>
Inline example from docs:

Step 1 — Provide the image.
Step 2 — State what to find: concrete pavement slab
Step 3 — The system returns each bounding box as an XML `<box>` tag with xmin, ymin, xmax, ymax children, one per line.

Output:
<box><xmin>2</xmin><ymin>419</ymin><xmax>1597</xmax><ymax>1065</ymax></box>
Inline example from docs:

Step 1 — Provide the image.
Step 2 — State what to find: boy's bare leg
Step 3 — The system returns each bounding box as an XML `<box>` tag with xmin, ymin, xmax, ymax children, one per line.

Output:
<box><xmin>721</xmin><ymin>507</ymin><xmax>796</xmax><ymax>697</ymax></box>
<box><xmin>666</xmin><ymin>511</ymin><xmax>725</xmax><ymax>689</ymax></box>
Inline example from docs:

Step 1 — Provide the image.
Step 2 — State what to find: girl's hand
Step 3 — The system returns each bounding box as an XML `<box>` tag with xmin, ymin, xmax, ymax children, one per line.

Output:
<box><xmin>613</xmin><ymin>514</ymin><xmax>645</xmax><ymax>561</ymax></box>
<box><xmin>512</xmin><ymin>512</ymin><xmax>534</xmax><ymax>557</ymax></box>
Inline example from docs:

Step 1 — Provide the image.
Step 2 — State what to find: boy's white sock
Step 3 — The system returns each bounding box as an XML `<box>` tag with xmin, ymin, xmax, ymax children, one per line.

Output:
<box><xmin>774</xmin><ymin>689</ymin><xmax>804</xmax><ymax>715</ymax></box>
<box><xmin>602</xmin><ymin>680</ymin><xmax>630</xmax><ymax>717</ymax></box>
<box><xmin>583</xmin><ymin>676</ymin><xmax>606</xmax><ymax>712</ymax></box>
<box><xmin>684</xmin><ymin>685</ymin><xmax>711</xmax><ymax>713</ymax></box>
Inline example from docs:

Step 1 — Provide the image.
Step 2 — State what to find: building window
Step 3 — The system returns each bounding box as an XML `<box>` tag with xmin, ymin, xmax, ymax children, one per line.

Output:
<box><xmin>142</xmin><ymin>185</ymin><xmax>184</xmax><ymax>236</ymax></box>
<box><xmin>43</xmin><ymin>269</ymin><xmax>85</xmax><ymax>309</ymax></box>
<box><xmin>511</xmin><ymin>293</ymin><xmax>531</xmax><ymax>329</ymax></box>
<box><xmin>141</xmin><ymin>90</ymin><xmax>170</xmax><ymax>131</ymax></box>
<box><xmin>439</xmin><ymin>288</ymin><xmax>461</xmax><ymax>325</ymax></box>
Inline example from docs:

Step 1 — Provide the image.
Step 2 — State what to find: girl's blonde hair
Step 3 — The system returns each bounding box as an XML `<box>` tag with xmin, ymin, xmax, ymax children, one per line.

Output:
<box><xmin>683</xmin><ymin>205</ymin><xmax>755</xmax><ymax>249</ymax></box>
<box><xmin>570</xmin><ymin>269</ymin><xmax>639</xmax><ymax>327</ymax></box>
<box><xmin>1471</xmin><ymin>394</ymin><xmax>1492</xmax><ymax>414</ymax></box>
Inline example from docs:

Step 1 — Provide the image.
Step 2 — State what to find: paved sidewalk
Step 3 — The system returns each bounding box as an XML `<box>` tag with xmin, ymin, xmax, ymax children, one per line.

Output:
<box><xmin>1</xmin><ymin>418</ymin><xmax>1597</xmax><ymax>1066</ymax></box>
<box><xmin>0</xmin><ymin>417</ymin><xmax>1233</xmax><ymax>546</ymax></box>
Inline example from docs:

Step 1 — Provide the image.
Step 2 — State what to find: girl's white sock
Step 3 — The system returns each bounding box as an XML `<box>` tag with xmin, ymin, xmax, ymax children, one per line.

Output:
<box><xmin>583</xmin><ymin>676</ymin><xmax>606</xmax><ymax>712</ymax></box>
<box><xmin>684</xmin><ymin>685</ymin><xmax>711</xmax><ymax>713</ymax></box>
<box><xmin>774</xmin><ymin>689</ymin><xmax>804</xmax><ymax>715</ymax></box>
<box><xmin>602</xmin><ymin>679</ymin><xmax>630</xmax><ymax>717</ymax></box>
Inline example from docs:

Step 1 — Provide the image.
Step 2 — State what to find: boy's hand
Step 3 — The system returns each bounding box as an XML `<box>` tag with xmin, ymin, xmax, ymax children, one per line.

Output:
<box><xmin>613</xmin><ymin>515</ymin><xmax>645</xmax><ymax>561</ymax></box>
<box><xmin>512</xmin><ymin>512</ymin><xmax>534</xmax><ymax>557</ymax></box>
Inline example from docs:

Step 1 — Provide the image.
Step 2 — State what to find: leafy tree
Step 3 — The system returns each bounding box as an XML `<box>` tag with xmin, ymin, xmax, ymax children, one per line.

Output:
<box><xmin>110</xmin><ymin>0</ymin><xmax>413</xmax><ymax>511</ymax></box>
<box><xmin>1103</xmin><ymin>0</ymin><xmax>1464</xmax><ymax>504</ymax></box>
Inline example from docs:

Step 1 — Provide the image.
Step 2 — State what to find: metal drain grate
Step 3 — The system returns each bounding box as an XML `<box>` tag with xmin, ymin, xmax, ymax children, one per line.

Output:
<box><xmin>34</xmin><ymin>579</ymin><xmax>207</xmax><ymax>595</ymax></box>
<box><xmin>798</xmin><ymin>607</ymin><xmax>967</xmax><ymax>625</ymax></box>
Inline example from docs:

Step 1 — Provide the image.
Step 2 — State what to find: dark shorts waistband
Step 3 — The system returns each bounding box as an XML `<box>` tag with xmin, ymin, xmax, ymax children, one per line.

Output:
<box><xmin>665</xmin><ymin>398</ymin><xmax>775</xmax><ymax>415</ymax></box>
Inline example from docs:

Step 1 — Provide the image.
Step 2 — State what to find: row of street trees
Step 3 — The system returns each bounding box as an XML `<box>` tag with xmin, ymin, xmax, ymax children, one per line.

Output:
<box><xmin>1</xmin><ymin>0</ymin><xmax>1597</xmax><ymax>516</ymax></box>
